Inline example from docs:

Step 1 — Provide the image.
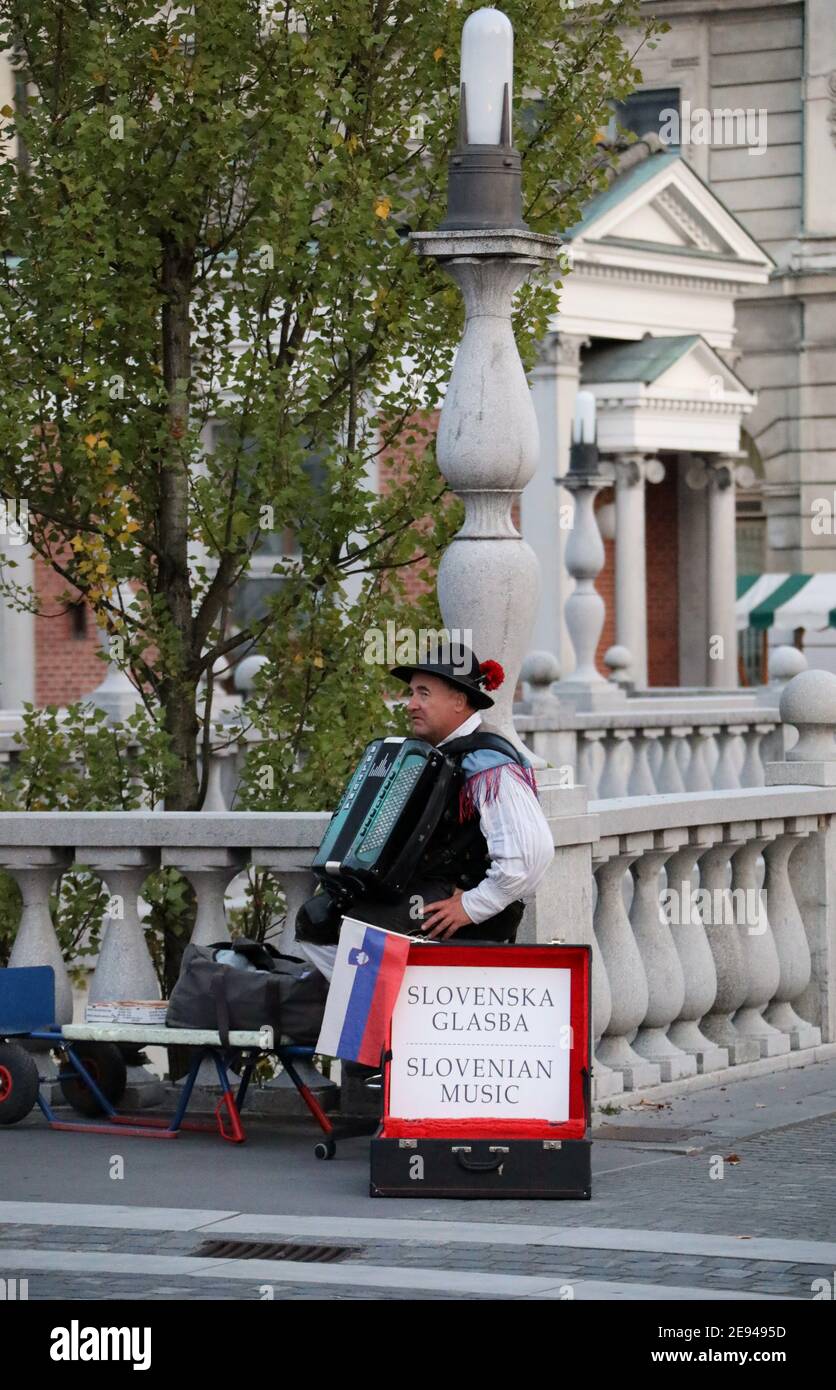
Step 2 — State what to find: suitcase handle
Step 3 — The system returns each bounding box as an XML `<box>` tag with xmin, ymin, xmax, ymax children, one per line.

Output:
<box><xmin>454</xmin><ymin>1150</ymin><xmax>506</xmax><ymax>1174</ymax></box>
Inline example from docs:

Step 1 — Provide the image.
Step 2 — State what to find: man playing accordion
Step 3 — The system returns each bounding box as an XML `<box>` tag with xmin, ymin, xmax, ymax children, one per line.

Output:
<box><xmin>295</xmin><ymin>647</ymin><xmax>554</xmax><ymax>972</ymax></box>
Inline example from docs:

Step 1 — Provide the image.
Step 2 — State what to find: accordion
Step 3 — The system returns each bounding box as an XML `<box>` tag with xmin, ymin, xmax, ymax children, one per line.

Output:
<box><xmin>311</xmin><ymin>737</ymin><xmax>455</xmax><ymax>899</ymax></box>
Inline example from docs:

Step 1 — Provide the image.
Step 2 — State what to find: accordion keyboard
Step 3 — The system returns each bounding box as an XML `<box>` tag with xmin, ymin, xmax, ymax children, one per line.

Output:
<box><xmin>359</xmin><ymin>762</ymin><xmax>423</xmax><ymax>855</ymax></box>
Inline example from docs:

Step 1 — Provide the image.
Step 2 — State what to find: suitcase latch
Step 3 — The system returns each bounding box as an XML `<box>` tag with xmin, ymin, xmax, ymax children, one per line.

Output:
<box><xmin>398</xmin><ymin>1139</ymin><xmax>418</xmax><ymax>1149</ymax></box>
<box><xmin>543</xmin><ymin>1140</ymin><xmax>563</xmax><ymax>1150</ymax></box>
<box><xmin>489</xmin><ymin>1146</ymin><xmax>510</xmax><ymax>1154</ymax></box>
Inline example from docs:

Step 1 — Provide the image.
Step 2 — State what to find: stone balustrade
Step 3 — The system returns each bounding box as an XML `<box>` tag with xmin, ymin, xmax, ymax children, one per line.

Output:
<box><xmin>2</xmin><ymin>670</ymin><xmax>835</xmax><ymax>1109</ymax></box>
<box><xmin>515</xmin><ymin>703</ymin><xmax>782</xmax><ymax>799</ymax></box>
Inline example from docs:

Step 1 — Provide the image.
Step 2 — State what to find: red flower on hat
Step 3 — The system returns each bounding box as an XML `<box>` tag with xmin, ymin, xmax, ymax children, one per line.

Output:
<box><xmin>477</xmin><ymin>659</ymin><xmax>505</xmax><ymax>692</ymax></box>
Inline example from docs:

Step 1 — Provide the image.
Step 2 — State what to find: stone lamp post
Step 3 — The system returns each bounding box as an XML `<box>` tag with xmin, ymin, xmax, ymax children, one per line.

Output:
<box><xmin>411</xmin><ymin>6</ymin><xmax>560</xmax><ymax>762</ymax></box>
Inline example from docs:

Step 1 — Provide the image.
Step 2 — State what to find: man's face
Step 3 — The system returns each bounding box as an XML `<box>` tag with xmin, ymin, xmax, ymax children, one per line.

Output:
<box><xmin>404</xmin><ymin>672</ymin><xmax>472</xmax><ymax>745</ymax></box>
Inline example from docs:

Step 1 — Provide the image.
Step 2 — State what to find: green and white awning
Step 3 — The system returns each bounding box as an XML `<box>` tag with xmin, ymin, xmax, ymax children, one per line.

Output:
<box><xmin>736</xmin><ymin>574</ymin><xmax>836</xmax><ymax>631</ymax></box>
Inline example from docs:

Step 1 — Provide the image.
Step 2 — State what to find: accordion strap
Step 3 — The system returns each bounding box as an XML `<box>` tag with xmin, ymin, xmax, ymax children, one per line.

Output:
<box><xmin>439</xmin><ymin>731</ymin><xmax>528</xmax><ymax>766</ymax></box>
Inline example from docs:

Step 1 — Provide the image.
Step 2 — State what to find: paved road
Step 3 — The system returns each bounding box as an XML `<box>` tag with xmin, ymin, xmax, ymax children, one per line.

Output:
<box><xmin>1</xmin><ymin>1058</ymin><xmax>833</xmax><ymax>1301</ymax></box>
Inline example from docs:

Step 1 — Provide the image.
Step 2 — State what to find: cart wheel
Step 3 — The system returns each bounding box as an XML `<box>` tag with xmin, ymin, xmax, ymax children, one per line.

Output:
<box><xmin>59</xmin><ymin>1042</ymin><xmax>127</xmax><ymax>1117</ymax></box>
<box><xmin>314</xmin><ymin>1139</ymin><xmax>336</xmax><ymax>1160</ymax></box>
<box><xmin>0</xmin><ymin>1042</ymin><xmax>40</xmax><ymax>1125</ymax></box>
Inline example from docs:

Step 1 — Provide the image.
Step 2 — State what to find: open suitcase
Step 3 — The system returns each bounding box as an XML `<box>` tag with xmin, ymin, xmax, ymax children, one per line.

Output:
<box><xmin>370</xmin><ymin>942</ymin><xmax>592</xmax><ymax>1200</ymax></box>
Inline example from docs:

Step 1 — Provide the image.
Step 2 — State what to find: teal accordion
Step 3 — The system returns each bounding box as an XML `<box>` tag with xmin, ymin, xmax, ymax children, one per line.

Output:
<box><xmin>311</xmin><ymin>737</ymin><xmax>454</xmax><ymax>899</ymax></box>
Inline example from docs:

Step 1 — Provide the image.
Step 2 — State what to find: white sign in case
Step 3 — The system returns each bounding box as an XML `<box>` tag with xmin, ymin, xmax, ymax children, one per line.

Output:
<box><xmin>388</xmin><ymin>964</ymin><xmax>572</xmax><ymax>1122</ymax></box>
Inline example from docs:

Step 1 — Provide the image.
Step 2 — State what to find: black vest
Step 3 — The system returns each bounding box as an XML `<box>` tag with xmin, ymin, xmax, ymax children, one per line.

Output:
<box><xmin>339</xmin><ymin>731</ymin><xmax>532</xmax><ymax>943</ymax></box>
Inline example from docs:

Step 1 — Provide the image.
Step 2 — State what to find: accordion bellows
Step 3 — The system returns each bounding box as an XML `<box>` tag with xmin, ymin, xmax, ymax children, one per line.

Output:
<box><xmin>312</xmin><ymin>737</ymin><xmax>454</xmax><ymax>900</ymax></box>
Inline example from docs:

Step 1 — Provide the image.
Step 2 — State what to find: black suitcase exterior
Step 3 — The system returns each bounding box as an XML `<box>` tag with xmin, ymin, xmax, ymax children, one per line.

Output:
<box><xmin>370</xmin><ymin>1135</ymin><xmax>591</xmax><ymax>1200</ymax></box>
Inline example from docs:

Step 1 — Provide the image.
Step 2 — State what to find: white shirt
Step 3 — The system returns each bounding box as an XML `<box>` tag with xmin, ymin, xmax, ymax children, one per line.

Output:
<box><xmin>437</xmin><ymin>712</ymin><xmax>554</xmax><ymax>925</ymax></box>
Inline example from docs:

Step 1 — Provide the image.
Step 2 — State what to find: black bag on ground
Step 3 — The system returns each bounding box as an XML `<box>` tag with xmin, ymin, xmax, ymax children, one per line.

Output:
<box><xmin>166</xmin><ymin>942</ymin><xmax>284</xmax><ymax>1046</ymax></box>
<box><xmin>166</xmin><ymin>939</ymin><xmax>330</xmax><ymax>1047</ymax></box>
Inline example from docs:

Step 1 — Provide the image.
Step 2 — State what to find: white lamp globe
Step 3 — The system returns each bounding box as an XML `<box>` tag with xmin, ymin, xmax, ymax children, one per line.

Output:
<box><xmin>460</xmin><ymin>8</ymin><xmax>513</xmax><ymax>145</ymax></box>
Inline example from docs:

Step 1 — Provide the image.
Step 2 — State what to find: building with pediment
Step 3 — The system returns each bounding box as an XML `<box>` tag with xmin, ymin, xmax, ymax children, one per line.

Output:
<box><xmin>524</xmin><ymin>134</ymin><xmax>773</xmax><ymax>689</ymax></box>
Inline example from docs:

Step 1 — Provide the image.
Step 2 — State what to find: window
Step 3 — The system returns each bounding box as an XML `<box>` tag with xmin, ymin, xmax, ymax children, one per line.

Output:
<box><xmin>613</xmin><ymin>87</ymin><xmax>681</xmax><ymax>147</ymax></box>
<box><xmin>68</xmin><ymin>600</ymin><xmax>87</xmax><ymax>640</ymax></box>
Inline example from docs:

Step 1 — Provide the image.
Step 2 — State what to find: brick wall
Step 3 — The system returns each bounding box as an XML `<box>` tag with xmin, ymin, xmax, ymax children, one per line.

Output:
<box><xmin>592</xmin><ymin>470</ymin><xmax>680</xmax><ymax>686</ymax></box>
<box><xmin>34</xmin><ymin>551</ymin><xmax>107</xmax><ymax>706</ymax></box>
<box><xmin>646</xmin><ymin>465</ymin><xmax>679</xmax><ymax>687</ymax></box>
<box><xmin>377</xmin><ymin>410</ymin><xmax>441</xmax><ymax>608</ymax></box>
<box><xmin>594</xmin><ymin>487</ymin><xmax>616</xmax><ymax>675</ymax></box>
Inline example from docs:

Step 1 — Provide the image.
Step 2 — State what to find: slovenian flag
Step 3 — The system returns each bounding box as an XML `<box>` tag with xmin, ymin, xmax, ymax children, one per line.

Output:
<box><xmin>316</xmin><ymin>917</ymin><xmax>410</xmax><ymax>1066</ymax></box>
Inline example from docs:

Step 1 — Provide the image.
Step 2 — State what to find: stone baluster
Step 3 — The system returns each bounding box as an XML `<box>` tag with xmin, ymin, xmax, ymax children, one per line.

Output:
<box><xmin>762</xmin><ymin>820</ymin><xmax>821</xmax><ymax>1049</ymax></box>
<box><xmin>579</xmin><ymin>730</ymin><xmax>604</xmax><ymax>799</ymax></box>
<box><xmin>556</xmin><ymin>469</ymin><xmax>617</xmax><ymax>707</ymax></box>
<box><xmin>628</xmin><ymin>729</ymin><xmax>657</xmax><ymax>796</ymax></box>
<box><xmin>665</xmin><ymin>827</ymin><xmax>729</xmax><ymax>1072</ymax></box>
<box><xmin>201</xmin><ymin>743</ymin><xmax>236</xmax><ymax>811</ymax></box>
<box><xmin>85</xmin><ymin>854</ymin><xmax>160</xmax><ymax>1004</ymax></box>
<box><xmin>593</xmin><ymin>836</ymin><xmax>661</xmax><ymax>1091</ymax></box>
<box><xmin>597</xmin><ymin>729</ymin><xmax>631</xmax><ymax>800</ymax></box>
<box><xmin>83</xmin><ymin>850</ymin><xmax>164</xmax><ymax>1106</ymax></box>
<box><xmin>713</xmin><ymin>725</ymin><xmax>744</xmax><ymax>790</ymax></box>
<box><xmin>588</xmin><ymin>844</ymin><xmax>622</xmax><ymax>1100</ymax></box>
<box><xmin>251</xmin><ymin>861</ymin><xmax>337</xmax><ymax>1103</ymax></box>
<box><xmin>739</xmin><ymin>724</ymin><xmax>766</xmax><ymax>788</ymax></box>
<box><xmin>729</xmin><ymin>823</ymin><xmax>790</xmax><ymax>1057</ymax></box>
<box><xmin>5</xmin><ymin>852</ymin><xmax>74</xmax><ymax>1024</ymax></box>
<box><xmin>163</xmin><ymin>848</ymin><xmax>248</xmax><ymax>946</ymax></box>
<box><xmin>273</xmin><ymin>866</ymin><xmax>319</xmax><ymax>955</ymax></box>
<box><xmin>657</xmin><ymin>727</ymin><xmax>687</xmax><ymax>794</ymax></box>
<box><xmin>698</xmin><ymin>825</ymin><xmax>762</xmax><ymax>1064</ymax></box>
<box><xmin>685</xmin><ymin>726</ymin><xmax>715</xmax><ymax>792</ymax></box>
<box><xmin>629</xmin><ymin>830</ymin><xmax>698</xmax><ymax>1081</ymax></box>
<box><xmin>647</xmin><ymin>730</ymin><xmax>663</xmax><ymax>782</ymax></box>
<box><xmin>676</xmin><ymin>727</ymin><xmax>693</xmax><ymax>782</ymax></box>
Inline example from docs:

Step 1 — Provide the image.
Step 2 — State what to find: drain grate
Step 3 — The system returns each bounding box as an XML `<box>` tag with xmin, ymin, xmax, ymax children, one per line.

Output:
<box><xmin>196</xmin><ymin>1238</ymin><xmax>353</xmax><ymax>1263</ymax></box>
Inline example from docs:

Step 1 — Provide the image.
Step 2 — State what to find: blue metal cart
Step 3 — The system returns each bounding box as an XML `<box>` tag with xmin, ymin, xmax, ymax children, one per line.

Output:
<box><xmin>0</xmin><ymin>965</ymin><xmax>342</xmax><ymax>1157</ymax></box>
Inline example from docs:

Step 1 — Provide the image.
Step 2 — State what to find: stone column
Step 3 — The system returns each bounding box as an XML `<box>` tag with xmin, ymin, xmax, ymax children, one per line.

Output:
<box><xmin>525</xmin><ymin>332</ymin><xmax>588</xmax><ymax>666</ymax></box>
<box><xmin>411</xmin><ymin>229</ymin><xmax>560</xmax><ymax>763</ymax></box>
<box><xmin>705</xmin><ymin>457</ymin><xmax>738</xmax><ymax>688</ymax></box>
<box><xmin>611</xmin><ymin>453</ymin><xmax>664</xmax><ymax>688</ymax></box>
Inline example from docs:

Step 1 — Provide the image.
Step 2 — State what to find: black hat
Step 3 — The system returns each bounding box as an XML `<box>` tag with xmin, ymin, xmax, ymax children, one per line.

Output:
<box><xmin>389</xmin><ymin>647</ymin><xmax>505</xmax><ymax>711</ymax></box>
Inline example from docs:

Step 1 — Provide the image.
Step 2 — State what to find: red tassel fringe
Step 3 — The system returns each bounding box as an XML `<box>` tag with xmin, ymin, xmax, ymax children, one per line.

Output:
<box><xmin>458</xmin><ymin>762</ymin><xmax>540</xmax><ymax>822</ymax></box>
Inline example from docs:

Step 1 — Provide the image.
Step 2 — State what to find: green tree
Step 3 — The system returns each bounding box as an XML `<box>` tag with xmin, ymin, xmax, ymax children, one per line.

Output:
<box><xmin>0</xmin><ymin>0</ymin><xmax>663</xmax><ymax>827</ymax></box>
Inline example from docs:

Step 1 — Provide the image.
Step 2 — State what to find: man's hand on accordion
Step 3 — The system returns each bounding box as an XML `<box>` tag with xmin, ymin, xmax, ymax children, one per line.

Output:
<box><xmin>419</xmin><ymin>887</ymin><xmax>474</xmax><ymax>941</ymax></box>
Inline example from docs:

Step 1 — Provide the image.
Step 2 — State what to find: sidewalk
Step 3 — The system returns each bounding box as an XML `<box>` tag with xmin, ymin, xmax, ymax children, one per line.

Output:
<box><xmin>0</xmin><ymin>1057</ymin><xmax>833</xmax><ymax>1300</ymax></box>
